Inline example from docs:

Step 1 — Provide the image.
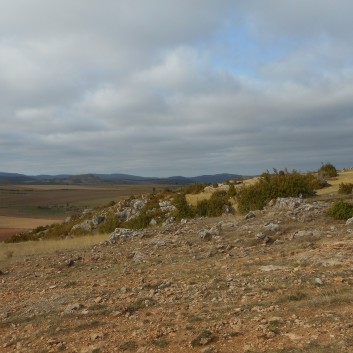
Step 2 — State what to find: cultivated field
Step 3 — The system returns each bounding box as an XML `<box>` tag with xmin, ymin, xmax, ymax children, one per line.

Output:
<box><xmin>0</xmin><ymin>183</ymin><xmax>168</xmax><ymax>241</ymax></box>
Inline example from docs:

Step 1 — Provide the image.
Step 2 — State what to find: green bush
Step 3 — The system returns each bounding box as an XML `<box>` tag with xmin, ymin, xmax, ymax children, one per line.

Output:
<box><xmin>227</xmin><ymin>183</ymin><xmax>237</xmax><ymax>197</ymax></box>
<box><xmin>327</xmin><ymin>200</ymin><xmax>353</xmax><ymax>220</ymax></box>
<box><xmin>195</xmin><ymin>199</ymin><xmax>209</xmax><ymax>217</ymax></box>
<box><xmin>207</xmin><ymin>191</ymin><xmax>231</xmax><ymax>216</ymax></box>
<box><xmin>318</xmin><ymin>163</ymin><xmax>338</xmax><ymax>179</ymax></box>
<box><xmin>338</xmin><ymin>182</ymin><xmax>353</xmax><ymax>195</ymax></box>
<box><xmin>195</xmin><ymin>191</ymin><xmax>232</xmax><ymax>217</ymax></box>
<box><xmin>173</xmin><ymin>193</ymin><xmax>194</xmax><ymax>219</ymax></box>
<box><xmin>98</xmin><ymin>214</ymin><xmax>121</xmax><ymax>233</ymax></box>
<box><xmin>236</xmin><ymin>170</ymin><xmax>316</xmax><ymax>214</ymax></box>
<box><xmin>124</xmin><ymin>212</ymin><xmax>153</xmax><ymax>229</ymax></box>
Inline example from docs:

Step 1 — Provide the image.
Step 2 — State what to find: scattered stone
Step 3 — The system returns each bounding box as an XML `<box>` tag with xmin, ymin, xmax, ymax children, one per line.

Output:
<box><xmin>149</xmin><ymin>218</ymin><xmax>157</xmax><ymax>226</ymax></box>
<box><xmin>255</xmin><ymin>232</ymin><xmax>267</xmax><ymax>240</ymax></box>
<box><xmin>109</xmin><ymin>228</ymin><xmax>146</xmax><ymax>242</ymax></box>
<box><xmin>92</xmin><ymin>215</ymin><xmax>105</xmax><ymax>226</ymax></box>
<box><xmin>71</xmin><ymin>220</ymin><xmax>93</xmax><ymax>233</ymax></box>
<box><xmin>346</xmin><ymin>217</ymin><xmax>353</xmax><ymax>225</ymax></box>
<box><xmin>133</xmin><ymin>200</ymin><xmax>146</xmax><ymax>210</ymax></box>
<box><xmin>191</xmin><ymin>331</ymin><xmax>216</xmax><ymax>347</ymax></box>
<box><xmin>264</xmin><ymin>223</ymin><xmax>280</xmax><ymax>232</ymax></box>
<box><xmin>293</xmin><ymin>230</ymin><xmax>313</xmax><ymax>238</ymax></box>
<box><xmin>199</xmin><ymin>230</ymin><xmax>212</xmax><ymax>241</ymax></box>
<box><xmin>64</xmin><ymin>303</ymin><xmax>83</xmax><ymax>313</ymax></box>
<box><xmin>273</xmin><ymin>197</ymin><xmax>304</xmax><ymax>209</ymax></box>
<box><xmin>314</xmin><ymin>278</ymin><xmax>324</xmax><ymax>286</ymax></box>
<box><xmin>245</xmin><ymin>211</ymin><xmax>256</xmax><ymax>220</ymax></box>
<box><xmin>94</xmin><ymin>297</ymin><xmax>103</xmax><ymax>304</ymax></box>
<box><xmin>64</xmin><ymin>259</ymin><xmax>75</xmax><ymax>267</ymax></box>
<box><xmin>162</xmin><ymin>217</ymin><xmax>176</xmax><ymax>226</ymax></box>
<box><xmin>90</xmin><ymin>332</ymin><xmax>104</xmax><ymax>341</ymax></box>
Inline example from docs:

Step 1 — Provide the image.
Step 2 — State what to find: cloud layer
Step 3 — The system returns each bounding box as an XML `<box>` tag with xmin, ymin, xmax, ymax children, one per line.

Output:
<box><xmin>1</xmin><ymin>1</ymin><xmax>352</xmax><ymax>176</ymax></box>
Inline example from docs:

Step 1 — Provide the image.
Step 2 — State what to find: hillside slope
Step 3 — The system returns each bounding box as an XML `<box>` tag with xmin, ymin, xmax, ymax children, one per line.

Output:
<box><xmin>1</xmin><ymin>196</ymin><xmax>353</xmax><ymax>352</ymax></box>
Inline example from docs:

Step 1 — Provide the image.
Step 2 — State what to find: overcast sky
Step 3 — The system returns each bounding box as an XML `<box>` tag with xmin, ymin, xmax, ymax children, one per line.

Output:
<box><xmin>1</xmin><ymin>1</ymin><xmax>352</xmax><ymax>177</ymax></box>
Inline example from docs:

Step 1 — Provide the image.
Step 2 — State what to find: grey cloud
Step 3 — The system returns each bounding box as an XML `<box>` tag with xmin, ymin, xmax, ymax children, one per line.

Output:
<box><xmin>0</xmin><ymin>1</ymin><xmax>352</xmax><ymax>176</ymax></box>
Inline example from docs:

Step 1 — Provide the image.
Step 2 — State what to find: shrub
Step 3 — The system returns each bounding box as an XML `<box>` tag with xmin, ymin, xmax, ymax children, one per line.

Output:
<box><xmin>124</xmin><ymin>212</ymin><xmax>153</xmax><ymax>229</ymax></box>
<box><xmin>318</xmin><ymin>163</ymin><xmax>338</xmax><ymax>179</ymax></box>
<box><xmin>227</xmin><ymin>183</ymin><xmax>237</xmax><ymax>197</ymax></box>
<box><xmin>207</xmin><ymin>191</ymin><xmax>231</xmax><ymax>216</ymax></box>
<box><xmin>195</xmin><ymin>191</ymin><xmax>232</xmax><ymax>217</ymax></box>
<box><xmin>172</xmin><ymin>193</ymin><xmax>194</xmax><ymax>219</ymax></box>
<box><xmin>327</xmin><ymin>200</ymin><xmax>353</xmax><ymax>220</ymax></box>
<box><xmin>98</xmin><ymin>214</ymin><xmax>121</xmax><ymax>233</ymax></box>
<box><xmin>338</xmin><ymin>182</ymin><xmax>353</xmax><ymax>195</ymax></box>
<box><xmin>195</xmin><ymin>199</ymin><xmax>209</xmax><ymax>217</ymax></box>
<box><xmin>236</xmin><ymin>170</ymin><xmax>316</xmax><ymax>214</ymax></box>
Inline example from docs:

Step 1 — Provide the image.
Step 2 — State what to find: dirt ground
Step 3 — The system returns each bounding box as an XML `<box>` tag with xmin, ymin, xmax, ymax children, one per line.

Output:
<box><xmin>1</xmin><ymin>196</ymin><xmax>353</xmax><ymax>353</ymax></box>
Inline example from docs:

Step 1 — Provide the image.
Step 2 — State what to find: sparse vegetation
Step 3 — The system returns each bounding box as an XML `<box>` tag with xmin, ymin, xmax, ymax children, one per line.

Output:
<box><xmin>119</xmin><ymin>341</ymin><xmax>138</xmax><ymax>351</ymax></box>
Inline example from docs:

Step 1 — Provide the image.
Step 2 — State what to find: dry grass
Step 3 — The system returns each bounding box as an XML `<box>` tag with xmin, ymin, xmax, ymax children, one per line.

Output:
<box><xmin>0</xmin><ymin>233</ymin><xmax>107</xmax><ymax>261</ymax></box>
<box><xmin>316</xmin><ymin>170</ymin><xmax>353</xmax><ymax>195</ymax></box>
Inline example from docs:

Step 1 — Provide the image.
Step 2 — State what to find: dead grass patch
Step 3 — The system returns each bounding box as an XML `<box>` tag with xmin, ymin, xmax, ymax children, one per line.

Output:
<box><xmin>0</xmin><ymin>233</ymin><xmax>107</xmax><ymax>261</ymax></box>
<box><xmin>316</xmin><ymin>170</ymin><xmax>353</xmax><ymax>195</ymax></box>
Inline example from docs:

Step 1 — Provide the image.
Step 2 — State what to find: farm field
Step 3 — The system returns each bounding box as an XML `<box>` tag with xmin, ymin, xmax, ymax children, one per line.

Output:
<box><xmin>0</xmin><ymin>183</ymin><xmax>168</xmax><ymax>241</ymax></box>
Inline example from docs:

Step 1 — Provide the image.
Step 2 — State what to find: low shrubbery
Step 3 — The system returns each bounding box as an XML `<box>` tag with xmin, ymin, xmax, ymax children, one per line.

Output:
<box><xmin>338</xmin><ymin>182</ymin><xmax>353</xmax><ymax>195</ymax></box>
<box><xmin>97</xmin><ymin>213</ymin><xmax>121</xmax><ymax>233</ymax></box>
<box><xmin>181</xmin><ymin>183</ymin><xmax>209</xmax><ymax>194</ymax></box>
<box><xmin>236</xmin><ymin>170</ymin><xmax>317</xmax><ymax>214</ymax></box>
<box><xmin>327</xmin><ymin>200</ymin><xmax>353</xmax><ymax>220</ymax></box>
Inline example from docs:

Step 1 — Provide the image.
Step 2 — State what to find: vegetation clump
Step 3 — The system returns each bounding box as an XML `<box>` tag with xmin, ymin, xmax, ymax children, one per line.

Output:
<box><xmin>327</xmin><ymin>200</ymin><xmax>353</xmax><ymax>220</ymax></box>
<box><xmin>196</xmin><ymin>191</ymin><xmax>232</xmax><ymax>217</ymax></box>
<box><xmin>338</xmin><ymin>182</ymin><xmax>353</xmax><ymax>195</ymax></box>
<box><xmin>172</xmin><ymin>193</ymin><xmax>194</xmax><ymax>220</ymax></box>
<box><xmin>318</xmin><ymin>163</ymin><xmax>338</xmax><ymax>179</ymax></box>
<box><xmin>181</xmin><ymin>183</ymin><xmax>209</xmax><ymax>194</ymax></box>
<box><xmin>236</xmin><ymin>170</ymin><xmax>317</xmax><ymax>214</ymax></box>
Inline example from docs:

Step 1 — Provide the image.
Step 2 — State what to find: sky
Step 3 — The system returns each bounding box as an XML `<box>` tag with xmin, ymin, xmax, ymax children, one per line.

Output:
<box><xmin>1</xmin><ymin>0</ymin><xmax>352</xmax><ymax>177</ymax></box>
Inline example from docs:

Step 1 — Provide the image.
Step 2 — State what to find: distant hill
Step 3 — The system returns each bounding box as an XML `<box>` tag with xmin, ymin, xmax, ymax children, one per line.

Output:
<box><xmin>0</xmin><ymin>172</ymin><xmax>245</xmax><ymax>185</ymax></box>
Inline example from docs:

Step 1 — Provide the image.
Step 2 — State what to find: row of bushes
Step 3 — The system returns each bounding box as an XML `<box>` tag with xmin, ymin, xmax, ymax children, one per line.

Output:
<box><xmin>173</xmin><ymin>190</ymin><xmax>232</xmax><ymax>220</ymax></box>
<box><xmin>236</xmin><ymin>170</ymin><xmax>320</xmax><ymax>214</ymax></box>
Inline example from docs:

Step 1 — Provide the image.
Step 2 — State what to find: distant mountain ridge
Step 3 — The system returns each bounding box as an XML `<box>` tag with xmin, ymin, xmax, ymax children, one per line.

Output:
<box><xmin>0</xmin><ymin>172</ymin><xmax>244</xmax><ymax>185</ymax></box>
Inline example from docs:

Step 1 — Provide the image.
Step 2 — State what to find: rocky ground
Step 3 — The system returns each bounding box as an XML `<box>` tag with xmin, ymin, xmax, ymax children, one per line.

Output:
<box><xmin>1</xmin><ymin>196</ymin><xmax>353</xmax><ymax>353</ymax></box>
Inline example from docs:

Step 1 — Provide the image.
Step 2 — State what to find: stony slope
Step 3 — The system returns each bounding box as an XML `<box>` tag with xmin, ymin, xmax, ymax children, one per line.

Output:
<box><xmin>1</xmin><ymin>196</ymin><xmax>353</xmax><ymax>353</ymax></box>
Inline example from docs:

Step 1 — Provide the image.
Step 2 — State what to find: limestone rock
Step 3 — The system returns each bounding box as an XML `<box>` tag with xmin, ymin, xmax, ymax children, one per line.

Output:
<box><xmin>92</xmin><ymin>215</ymin><xmax>105</xmax><ymax>226</ymax></box>
<box><xmin>346</xmin><ymin>217</ymin><xmax>353</xmax><ymax>225</ymax></box>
